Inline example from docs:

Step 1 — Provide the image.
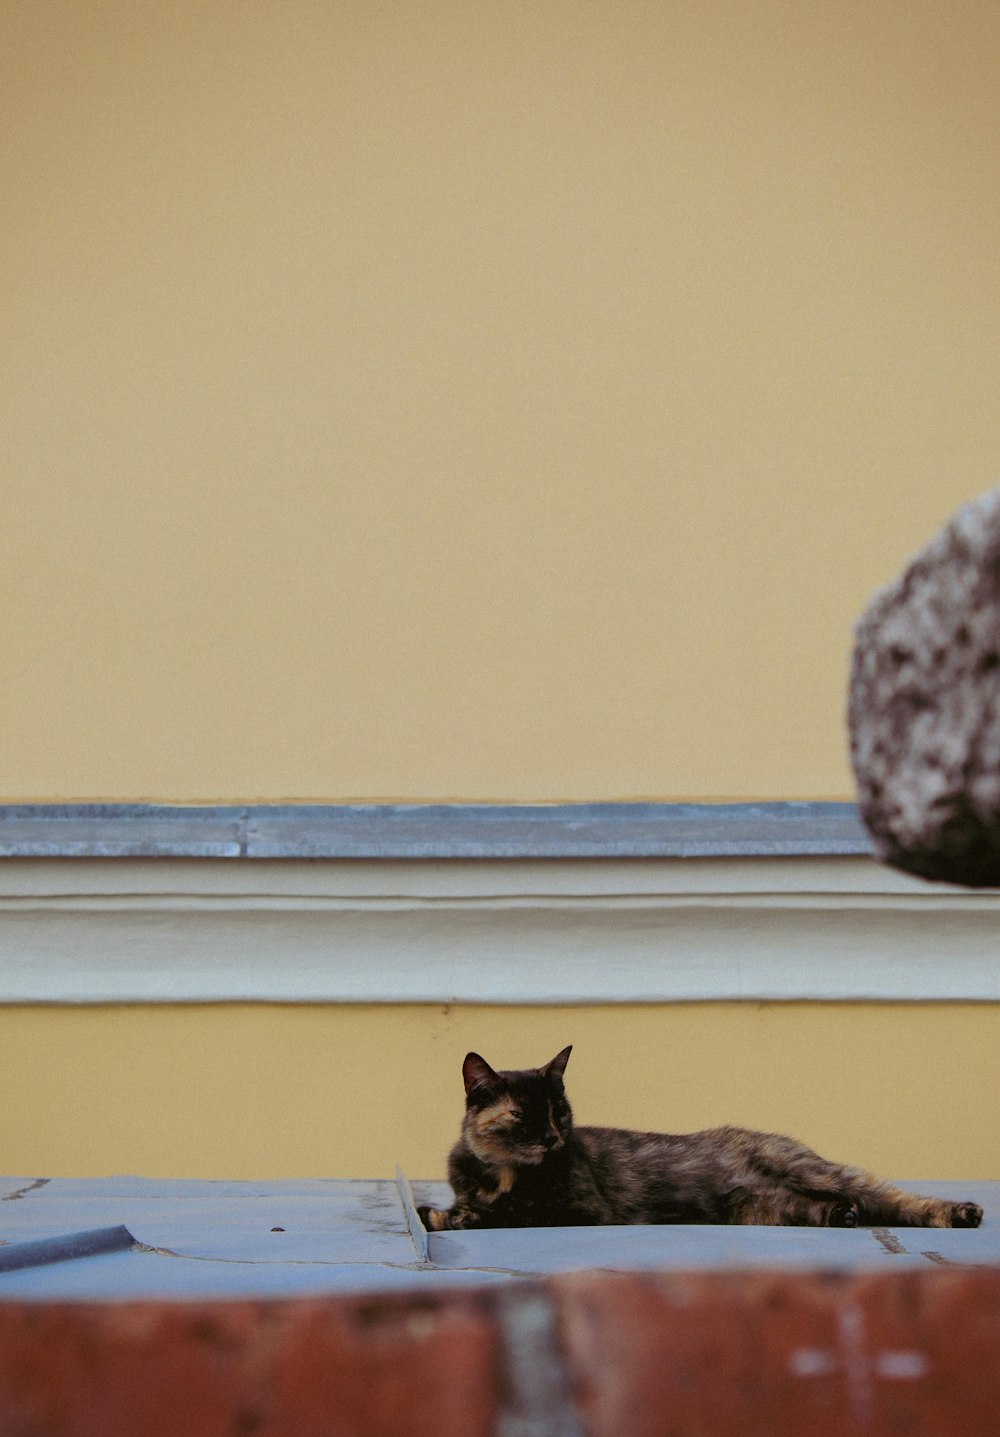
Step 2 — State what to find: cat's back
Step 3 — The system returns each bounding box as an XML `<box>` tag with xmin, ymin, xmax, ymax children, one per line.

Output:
<box><xmin>574</xmin><ymin>1122</ymin><xmax>675</xmax><ymax>1154</ymax></box>
<box><xmin>573</xmin><ymin>1122</ymin><xmax>718</xmax><ymax>1173</ymax></box>
<box><xmin>570</xmin><ymin>1122</ymin><xmax>757</xmax><ymax>1223</ymax></box>
<box><xmin>568</xmin><ymin>1124</ymin><xmax>693</xmax><ymax>1221</ymax></box>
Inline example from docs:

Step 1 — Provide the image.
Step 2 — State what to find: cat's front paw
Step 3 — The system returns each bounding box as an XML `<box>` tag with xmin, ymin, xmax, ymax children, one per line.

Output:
<box><xmin>949</xmin><ymin>1200</ymin><xmax>983</xmax><ymax>1228</ymax></box>
<box><xmin>417</xmin><ymin>1204</ymin><xmax>452</xmax><ymax>1231</ymax></box>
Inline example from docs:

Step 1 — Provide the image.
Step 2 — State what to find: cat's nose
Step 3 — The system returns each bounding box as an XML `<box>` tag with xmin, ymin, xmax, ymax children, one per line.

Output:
<box><xmin>541</xmin><ymin>1130</ymin><xmax>559</xmax><ymax>1149</ymax></box>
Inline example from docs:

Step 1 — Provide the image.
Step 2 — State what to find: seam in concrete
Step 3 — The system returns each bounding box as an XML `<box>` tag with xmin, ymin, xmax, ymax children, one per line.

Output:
<box><xmin>495</xmin><ymin>1288</ymin><xmax>585</xmax><ymax>1437</ymax></box>
<box><xmin>135</xmin><ymin>1245</ymin><xmax>436</xmax><ymax>1272</ymax></box>
<box><xmin>836</xmin><ymin>1301</ymin><xmax>873</xmax><ymax>1431</ymax></box>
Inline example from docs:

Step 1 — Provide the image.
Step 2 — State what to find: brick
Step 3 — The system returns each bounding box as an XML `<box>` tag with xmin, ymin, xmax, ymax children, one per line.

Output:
<box><xmin>552</xmin><ymin>1268</ymin><xmax>1000</xmax><ymax>1437</ymax></box>
<box><xmin>0</xmin><ymin>1292</ymin><xmax>499</xmax><ymax>1437</ymax></box>
<box><xmin>3</xmin><ymin>1269</ymin><xmax>1000</xmax><ymax>1436</ymax></box>
<box><xmin>266</xmin><ymin>1293</ymin><xmax>499</xmax><ymax>1437</ymax></box>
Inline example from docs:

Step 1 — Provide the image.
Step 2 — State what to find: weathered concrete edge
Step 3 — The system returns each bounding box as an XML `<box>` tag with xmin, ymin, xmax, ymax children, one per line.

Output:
<box><xmin>0</xmin><ymin>802</ymin><xmax>871</xmax><ymax>860</ymax></box>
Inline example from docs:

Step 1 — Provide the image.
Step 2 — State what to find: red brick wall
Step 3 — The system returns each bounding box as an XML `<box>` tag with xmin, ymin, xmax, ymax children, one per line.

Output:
<box><xmin>0</xmin><ymin>1269</ymin><xmax>997</xmax><ymax>1436</ymax></box>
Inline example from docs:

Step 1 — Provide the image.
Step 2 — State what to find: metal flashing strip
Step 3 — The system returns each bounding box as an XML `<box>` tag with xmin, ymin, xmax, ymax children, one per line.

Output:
<box><xmin>0</xmin><ymin>802</ymin><xmax>871</xmax><ymax>861</ymax></box>
<box><xmin>0</xmin><ymin>1225</ymin><xmax>136</xmax><ymax>1273</ymax></box>
<box><xmin>395</xmin><ymin>1166</ymin><xmax>430</xmax><ymax>1263</ymax></box>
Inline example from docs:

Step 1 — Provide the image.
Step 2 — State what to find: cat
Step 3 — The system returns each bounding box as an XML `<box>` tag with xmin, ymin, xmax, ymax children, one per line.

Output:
<box><xmin>417</xmin><ymin>1046</ymin><xmax>984</xmax><ymax>1231</ymax></box>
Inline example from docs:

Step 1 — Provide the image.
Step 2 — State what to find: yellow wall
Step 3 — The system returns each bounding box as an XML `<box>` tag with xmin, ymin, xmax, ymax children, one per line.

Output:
<box><xmin>3</xmin><ymin>1003</ymin><xmax>997</xmax><ymax>1181</ymax></box>
<box><xmin>5</xmin><ymin>6</ymin><xmax>999</xmax><ymax>1187</ymax></box>
<box><xmin>4</xmin><ymin>0</ymin><xmax>1000</xmax><ymax>802</ymax></box>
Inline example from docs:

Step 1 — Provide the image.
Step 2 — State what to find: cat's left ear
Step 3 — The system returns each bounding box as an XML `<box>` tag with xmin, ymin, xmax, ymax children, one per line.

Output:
<box><xmin>540</xmin><ymin>1045</ymin><xmax>572</xmax><ymax>1081</ymax></box>
<box><xmin>463</xmin><ymin>1052</ymin><xmax>500</xmax><ymax>1096</ymax></box>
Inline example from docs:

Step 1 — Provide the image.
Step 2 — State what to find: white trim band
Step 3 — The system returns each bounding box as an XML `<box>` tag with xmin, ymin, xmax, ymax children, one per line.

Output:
<box><xmin>0</xmin><ymin>856</ymin><xmax>996</xmax><ymax>1005</ymax></box>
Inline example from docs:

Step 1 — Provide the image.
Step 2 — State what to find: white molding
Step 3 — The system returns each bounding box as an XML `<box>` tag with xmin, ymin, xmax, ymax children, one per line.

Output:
<box><xmin>0</xmin><ymin>856</ymin><xmax>997</xmax><ymax>1005</ymax></box>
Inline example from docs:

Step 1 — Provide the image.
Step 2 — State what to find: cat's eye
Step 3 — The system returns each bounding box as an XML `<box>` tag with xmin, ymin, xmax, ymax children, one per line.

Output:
<box><xmin>509</xmin><ymin>1110</ymin><xmax>523</xmax><ymax>1122</ymax></box>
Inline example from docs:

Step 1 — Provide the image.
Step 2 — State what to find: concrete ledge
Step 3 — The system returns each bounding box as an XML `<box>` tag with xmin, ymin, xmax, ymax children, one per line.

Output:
<box><xmin>0</xmin><ymin>802</ymin><xmax>871</xmax><ymax>860</ymax></box>
<box><xmin>2</xmin><ymin>1177</ymin><xmax>995</xmax><ymax>1298</ymax></box>
<box><xmin>0</xmin><ymin>849</ymin><xmax>994</xmax><ymax>1003</ymax></box>
<box><xmin>0</xmin><ymin>1268</ymin><xmax>997</xmax><ymax>1436</ymax></box>
<box><xmin>11</xmin><ymin>806</ymin><xmax>995</xmax><ymax>1007</ymax></box>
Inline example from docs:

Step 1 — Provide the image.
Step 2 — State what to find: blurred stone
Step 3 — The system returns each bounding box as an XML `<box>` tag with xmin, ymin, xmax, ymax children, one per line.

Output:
<box><xmin>0</xmin><ymin>1290</ymin><xmax>500</xmax><ymax>1437</ymax></box>
<box><xmin>3</xmin><ymin>1269</ymin><xmax>1000</xmax><ymax>1436</ymax></box>
<box><xmin>556</xmin><ymin>1267</ymin><xmax>1000</xmax><ymax>1437</ymax></box>
<box><xmin>850</xmin><ymin>486</ymin><xmax>1000</xmax><ymax>885</ymax></box>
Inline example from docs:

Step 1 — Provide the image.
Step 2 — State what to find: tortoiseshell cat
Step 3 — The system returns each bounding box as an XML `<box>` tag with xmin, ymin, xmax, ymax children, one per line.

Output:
<box><xmin>418</xmin><ymin>1047</ymin><xmax>983</xmax><ymax>1231</ymax></box>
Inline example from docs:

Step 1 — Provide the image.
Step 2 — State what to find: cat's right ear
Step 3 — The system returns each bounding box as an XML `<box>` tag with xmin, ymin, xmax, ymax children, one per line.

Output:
<box><xmin>540</xmin><ymin>1045</ymin><xmax>572</xmax><ymax>1081</ymax></box>
<box><xmin>462</xmin><ymin>1052</ymin><xmax>499</xmax><ymax>1096</ymax></box>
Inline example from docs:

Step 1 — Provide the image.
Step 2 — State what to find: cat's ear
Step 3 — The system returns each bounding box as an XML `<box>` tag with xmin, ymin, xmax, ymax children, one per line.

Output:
<box><xmin>540</xmin><ymin>1045</ymin><xmax>572</xmax><ymax>1081</ymax></box>
<box><xmin>462</xmin><ymin>1052</ymin><xmax>500</xmax><ymax>1096</ymax></box>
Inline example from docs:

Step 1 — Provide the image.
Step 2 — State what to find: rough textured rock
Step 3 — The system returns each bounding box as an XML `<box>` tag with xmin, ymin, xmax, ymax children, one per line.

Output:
<box><xmin>850</xmin><ymin>485</ymin><xmax>1000</xmax><ymax>885</ymax></box>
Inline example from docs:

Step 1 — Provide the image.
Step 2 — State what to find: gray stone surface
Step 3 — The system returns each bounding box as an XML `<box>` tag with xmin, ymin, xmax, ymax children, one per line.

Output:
<box><xmin>0</xmin><ymin>802</ymin><xmax>870</xmax><ymax>860</ymax></box>
<box><xmin>0</xmin><ymin>1177</ymin><xmax>510</xmax><ymax>1300</ymax></box>
<box><xmin>419</xmin><ymin>1183</ymin><xmax>1000</xmax><ymax>1275</ymax></box>
<box><xmin>1</xmin><ymin>1177</ymin><xmax>995</xmax><ymax>1301</ymax></box>
<box><xmin>851</xmin><ymin>486</ymin><xmax>1000</xmax><ymax>885</ymax></box>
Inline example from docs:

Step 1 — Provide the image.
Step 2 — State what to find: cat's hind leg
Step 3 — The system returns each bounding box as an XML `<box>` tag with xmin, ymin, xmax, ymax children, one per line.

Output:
<box><xmin>951</xmin><ymin>1200</ymin><xmax>986</xmax><ymax>1227</ymax></box>
<box><xmin>754</xmin><ymin>1136</ymin><xmax>984</xmax><ymax>1229</ymax></box>
<box><xmin>726</xmin><ymin>1187</ymin><xmax>862</xmax><ymax>1227</ymax></box>
<box><xmin>852</xmin><ymin>1183</ymin><xmax>983</xmax><ymax>1229</ymax></box>
<box><xmin>796</xmin><ymin>1164</ymin><xmax>984</xmax><ymax>1228</ymax></box>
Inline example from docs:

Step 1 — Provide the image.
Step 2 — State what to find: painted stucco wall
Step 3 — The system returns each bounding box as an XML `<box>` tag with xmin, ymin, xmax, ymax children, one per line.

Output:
<box><xmin>3</xmin><ymin>1002</ymin><xmax>998</xmax><ymax>1182</ymax></box>
<box><xmin>4</xmin><ymin>0</ymin><xmax>999</xmax><ymax>803</ymax></box>
<box><xmin>4</xmin><ymin>4</ymin><xmax>998</xmax><ymax>1183</ymax></box>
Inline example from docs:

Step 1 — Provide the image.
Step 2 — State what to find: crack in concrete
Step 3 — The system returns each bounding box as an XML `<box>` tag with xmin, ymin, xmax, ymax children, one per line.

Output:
<box><xmin>2</xmin><ymin>1179</ymin><xmax>50</xmax><ymax>1203</ymax></box>
<box><xmin>134</xmin><ymin>1243</ymin><xmax>436</xmax><ymax>1272</ymax></box>
<box><xmin>871</xmin><ymin>1227</ymin><xmax>908</xmax><ymax>1255</ymax></box>
<box><xmin>496</xmin><ymin>1289</ymin><xmax>585</xmax><ymax>1437</ymax></box>
<box><xmin>133</xmin><ymin>1243</ymin><xmax>535</xmax><ymax>1279</ymax></box>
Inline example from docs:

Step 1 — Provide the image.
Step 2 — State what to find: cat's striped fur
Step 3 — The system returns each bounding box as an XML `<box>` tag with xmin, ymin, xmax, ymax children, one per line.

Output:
<box><xmin>418</xmin><ymin>1046</ymin><xmax>983</xmax><ymax>1232</ymax></box>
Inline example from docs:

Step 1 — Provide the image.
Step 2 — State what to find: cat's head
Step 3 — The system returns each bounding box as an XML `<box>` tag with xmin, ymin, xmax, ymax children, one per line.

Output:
<box><xmin>459</xmin><ymin>1046</ymin><xmax>574</xmax><ymax>1167</ymax></box>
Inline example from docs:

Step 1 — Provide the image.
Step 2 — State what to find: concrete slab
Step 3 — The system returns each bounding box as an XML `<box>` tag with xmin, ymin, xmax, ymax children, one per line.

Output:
<box><xmin>0</xmin><ymin>1176</ymin><xmax>995</xmax><ymax>1302</ymax></box>
<box><xmin>0</xmin><ymin>1178</ymin><xmax>519</xmax><ymax>1300</ymax></box>
<box><xmin>1</xmin><ymin>1177</ymin><xmax>411</xmax><ymax>1263</ymax></box>
<box><xmin>412</xmin><ymin>1179</ymin><xmax>1000</xmax><ymax>1274</ymax></box>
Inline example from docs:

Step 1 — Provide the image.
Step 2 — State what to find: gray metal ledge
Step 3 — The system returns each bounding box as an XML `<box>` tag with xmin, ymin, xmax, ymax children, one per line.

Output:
<box><xmin>0</xmin><ymin>802</ymin><xmax>871</xmax><ymax>860</ymax></box>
